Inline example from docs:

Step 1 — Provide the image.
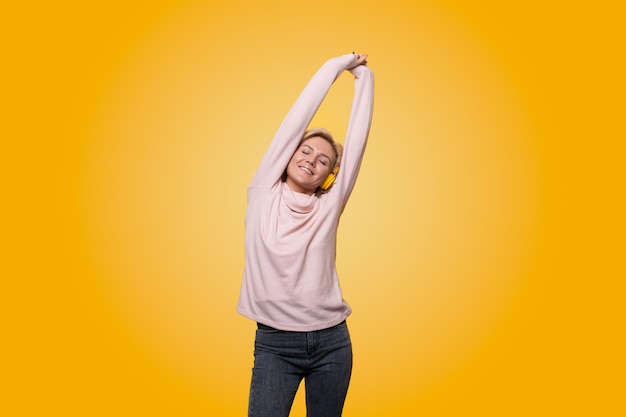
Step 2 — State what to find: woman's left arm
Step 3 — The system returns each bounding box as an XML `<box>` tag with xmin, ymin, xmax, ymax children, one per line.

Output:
<box><xmin>335</xmin><ymin>62</ymin><xmax>375</xmax><ymax>205</ymax></box>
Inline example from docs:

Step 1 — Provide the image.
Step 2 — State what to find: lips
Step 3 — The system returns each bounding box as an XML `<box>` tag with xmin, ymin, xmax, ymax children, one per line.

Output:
<box><xmin>298</xmin><ymin>166</ymin><xmax>313</xmax><ymax>175</ymax></box>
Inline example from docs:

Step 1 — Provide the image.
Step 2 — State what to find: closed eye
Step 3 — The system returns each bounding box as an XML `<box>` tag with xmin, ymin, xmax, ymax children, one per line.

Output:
<box><xmin>299</xmin><ymin>144</ymin><xmax>332</xmax><ymax>166</ymax></box>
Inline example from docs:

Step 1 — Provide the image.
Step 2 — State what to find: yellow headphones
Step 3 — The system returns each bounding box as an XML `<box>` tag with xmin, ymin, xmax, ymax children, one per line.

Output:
<box><xmin>320</xmin><ymin>167</ymin><xmax>339</xmax><ymax>191</ymax></box>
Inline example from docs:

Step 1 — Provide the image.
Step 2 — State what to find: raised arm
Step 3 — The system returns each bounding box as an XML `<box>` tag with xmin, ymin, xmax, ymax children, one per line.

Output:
<box><xmin>335</xmin><ymin>61</ymin><xmax>375</xmax><ymax>206</ymax></box>
<box><xmin>250</xmin><ymin>54</ymin><xmax>362</xmax><ymax>188</ymax></box>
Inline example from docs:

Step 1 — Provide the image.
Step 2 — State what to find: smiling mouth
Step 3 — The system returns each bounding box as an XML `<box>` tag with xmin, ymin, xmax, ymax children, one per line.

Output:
<box><xmin>298</xmin><ymin>166</ymin><xmax>313</xmax><ymax>175</ymax></box>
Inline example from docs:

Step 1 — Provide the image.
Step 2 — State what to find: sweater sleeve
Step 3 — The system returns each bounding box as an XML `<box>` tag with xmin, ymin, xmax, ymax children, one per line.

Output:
<box><xmin>250</xmin><ymin>54</ymin><xmax>359</xmax><ymax>188</ymax></box>
<box><xmin>335</xmin><ymin>64</ymin><xmax>375</xmax><ymax>207</ymax></box>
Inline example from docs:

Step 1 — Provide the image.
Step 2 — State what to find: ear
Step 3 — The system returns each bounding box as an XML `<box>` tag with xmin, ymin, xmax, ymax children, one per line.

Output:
<box><xmin>320</xmin><ymin>167</ymin><xmax>339</xmax><ymax>191</ymax></box>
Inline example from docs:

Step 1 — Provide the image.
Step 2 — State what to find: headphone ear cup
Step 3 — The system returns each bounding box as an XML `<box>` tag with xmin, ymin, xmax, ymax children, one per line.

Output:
<box><xmin>320</xmin><ymin>167</ymin><xmax>339</xmax><ymax>191</ymax></box>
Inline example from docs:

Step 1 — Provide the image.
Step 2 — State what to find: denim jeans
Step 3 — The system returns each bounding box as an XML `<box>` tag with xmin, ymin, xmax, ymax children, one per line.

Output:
<box><xmin>248</xmin><ymin>320</ymin><xmax>353</xmax><ymax>417</ymax></box>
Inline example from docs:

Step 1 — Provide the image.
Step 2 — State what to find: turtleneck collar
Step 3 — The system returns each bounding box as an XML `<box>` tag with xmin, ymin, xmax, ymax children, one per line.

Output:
<box><xmin>281</xmin><ymin>181</ymin><xmax>317</xmax><ymax>214</ymax></box>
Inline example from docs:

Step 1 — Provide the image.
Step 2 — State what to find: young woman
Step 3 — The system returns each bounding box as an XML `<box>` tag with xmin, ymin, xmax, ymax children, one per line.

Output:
<box><xmin>237</xmin><ymin>52</ymin><xmax>374</xmax><ymax>417</ymax></box>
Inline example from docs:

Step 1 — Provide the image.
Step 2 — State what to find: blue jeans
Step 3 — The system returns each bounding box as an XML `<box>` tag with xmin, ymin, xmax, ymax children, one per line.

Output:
<box><xmin>248</xmin><ymin>320</ymin><xmax>353</xmax><ymax>417</ymax></box>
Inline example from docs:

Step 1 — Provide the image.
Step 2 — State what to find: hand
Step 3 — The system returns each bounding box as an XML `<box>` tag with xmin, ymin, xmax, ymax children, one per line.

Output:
<box><xmin>349</xmin><ymin>52</ymin><xmax>368</xmax><ymax>68</ymax></box>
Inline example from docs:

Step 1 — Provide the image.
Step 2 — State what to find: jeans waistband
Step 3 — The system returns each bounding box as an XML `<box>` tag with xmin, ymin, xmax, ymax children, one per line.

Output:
<box><xmin>257</xmin><ymin>320</ymin><xmax>346</xmax><ymax>332</ymax></box>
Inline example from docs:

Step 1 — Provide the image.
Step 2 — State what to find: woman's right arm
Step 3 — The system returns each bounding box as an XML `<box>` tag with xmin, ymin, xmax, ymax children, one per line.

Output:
<box><xmin>250</xmin><ymin>54</ymin><xmax>360</xmax><ymax>188</ymax></box>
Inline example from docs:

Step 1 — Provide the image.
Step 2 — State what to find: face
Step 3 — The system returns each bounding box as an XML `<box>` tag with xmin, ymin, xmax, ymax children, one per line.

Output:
<box><xmin>285</xmin><ymin>136</ymin><xmax>335</xmax><ymax>194</ymax></box>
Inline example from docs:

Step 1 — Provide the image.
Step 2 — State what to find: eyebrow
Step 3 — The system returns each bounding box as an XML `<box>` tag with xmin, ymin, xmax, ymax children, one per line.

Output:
<box><xmin>301</xmin><ymin>144</ymin><xmax>332</xmax><ymax>161</ymax></box>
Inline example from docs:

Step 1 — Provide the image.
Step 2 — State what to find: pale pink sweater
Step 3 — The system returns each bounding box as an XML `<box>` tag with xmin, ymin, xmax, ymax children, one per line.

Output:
<box><xmin>237</xmin><ymin>54</ymin><xmax>374</xmax><ymax>331</ymax></box>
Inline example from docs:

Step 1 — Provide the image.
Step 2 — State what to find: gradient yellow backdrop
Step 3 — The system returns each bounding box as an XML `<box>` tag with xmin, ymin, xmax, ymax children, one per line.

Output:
<box><xmin>3</xmin><ymin>1</ymin><xmax>624</xmax><ymax>416</ymax></box>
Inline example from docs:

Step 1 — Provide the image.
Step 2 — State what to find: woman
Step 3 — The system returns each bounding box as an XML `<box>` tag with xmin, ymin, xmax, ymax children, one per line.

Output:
<box><xmin>237</xmin><ymin>52</ymin><xmax>374</xmax><ymax>417</ymax></box>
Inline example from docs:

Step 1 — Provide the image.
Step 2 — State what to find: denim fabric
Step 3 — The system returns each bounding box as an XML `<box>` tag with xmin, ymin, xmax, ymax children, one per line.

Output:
<box><xmin>248</xmin><ymin>321</ymin><xmax>353</xmax><ymax>417</ymax></box>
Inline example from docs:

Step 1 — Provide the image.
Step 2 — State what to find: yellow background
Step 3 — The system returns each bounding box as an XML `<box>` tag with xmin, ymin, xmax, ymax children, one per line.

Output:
<box><xmin>3</xmin><ymin>1</ymin><xmax>624</xmax><ymax>415</ymax></box>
